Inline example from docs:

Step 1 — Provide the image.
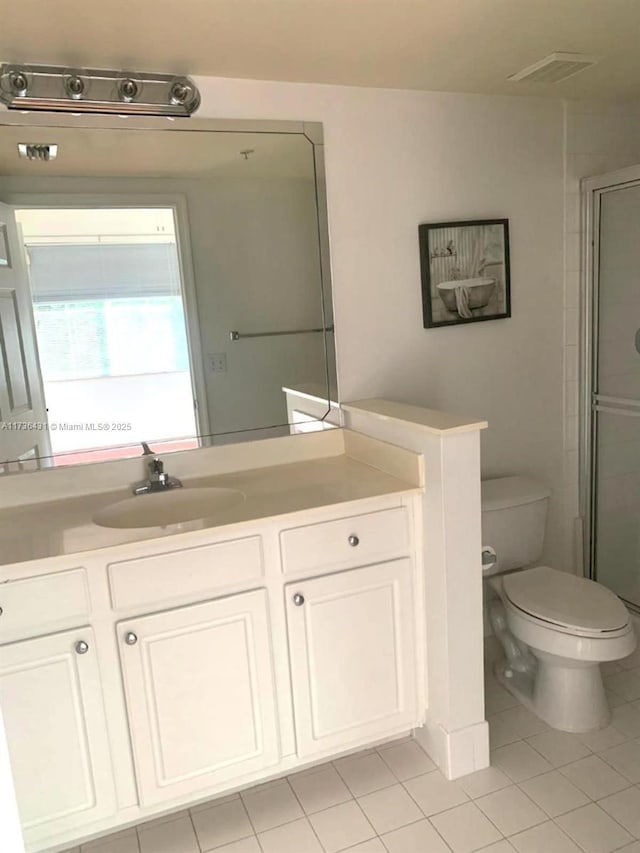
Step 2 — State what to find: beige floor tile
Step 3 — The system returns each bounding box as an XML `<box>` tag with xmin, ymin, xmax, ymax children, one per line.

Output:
<box><xmin>604</xmin><ymin>670</ymin><xmax>640</xmax><ymax>702</ymax></box>
<box><xmin>475</xmin><ymin>786</ymin><xmax>546</xmax><ymax>837</ymax></box>
<box><xmin>404</xmin><ymin>770</ymin><xmax>468</xmax><ymax>816</ymax></box>
<box><xmin>560</xmin><ymin>754</ymin><xmax>629</xmax><ymax>799</ymax></box>
<box><xmin>518</xmin><ymin>770</ymin><xmax>589</xmax><ymax>817</ymax></box>
<box><xmin>138</xmin><ymin>815</ymin><xmax>199</xmax><ymax>853</ymax></box>
<box><xmin>556</xmin><ymin>803</ymin><xmax>633</xmax><ymax>853</ymax></box>
<box><xmin>457</xmin><ymin>767</ymin><xmax>512</xmax><ymax>800</ymax></box>
<box><xmin>309</xmin><ymin>800</ymin><xmax>375</xmax><ymax>853</ymax></box>
<box><xmin>509</xmin><ymin>820</ymin><xmax>582</xmax><ymax>852</ymax></box>
<box><xmin>334</xmin><ymin>752</ymin><xmax>396</xmax><ymax>797</ymax></box>
<box><xmin>485</xmin><ymin>684</ymin><xmax>521</xmax><ymax>715</ymax></box>
<box><xmin>191</xmin><ymin>799</ymin><xmax>253</xmax><ymax>850</ymax></box>
<box><xmin>598</xmin><ymin>786</ymin><xmax>640</xmax><ymax>837</ymax></box>
<box><xmin>357</xmin><ymin>783</ymin><xmax>422</xmax><ymax>834</ymax></box>
<box><xmin>606</xmin><ymin>690</ymin><xmax>627</xmax><ymax>709</ymax></box>
<box><xmin>476</xmin><ymin>843</ymin><xmax>516</xmax><ymax>852</ymax></box>
<box><xmin>289</xmin><ymin>765</ymin><xmax>352</xmax><ymax>814</ymax></box>
<box><xmin>495</xmin><ymin>706</ymin><xmax>549</xmax><ymax>739</ymax></box>
<box><xmin>575</xmin><ymin>723</ymin><xmax>627</xmax><ymax>753</ymax></box>
<box><xmin>430</xmin><ymin>801</ymin><xmax>503</xmax><ymax>853</ymax></box>
<box><xmin>241</xmin><ymin>780</ymin><xmax>303</xmax><ymax>833</ymax></box>
<box><xmin>343</xmin><ymin>839</ymin><xmax>387</xmax><ymax>852</ymax></box>
<box><xmin>381</xmin><ymin>818</ymin><xmax>452</xmax><ymax>852</ymax></box>
<box><xmin>212</xmin><ymin>839</ymin><xmax>261</xmax><ymax>853</ymax></box>
<box><xmin>611</xmin><ymin>704</ymin><xmax>640</xmax><ymax>737</ymax></box>
<box><xmin>377</xmin><ymin>739</ymin><xmax>436</xmax><ymax>780</ymax></box>
<box><xmin>488</xmin><ymin>716</ymin><xmax>522</xmax><ymax>750</ymax></box>
<box><xmin>257</xmin><ymin>817</ymin><xmax>323</xmax><ymax>853</ymax></box>
<box><xmin>491</xmin><ymin>742</ymin><xmax>553</xmax><ymax>782</ymax></box>
<box><xmin>600</xmin><ymin>740</ymin><xmax>640</xmax><ymax>782</ymax></box>
<box><xmin>525</xmin><ymin>730</ymin><xmax>591</xmax><ymax>767</ymax></box>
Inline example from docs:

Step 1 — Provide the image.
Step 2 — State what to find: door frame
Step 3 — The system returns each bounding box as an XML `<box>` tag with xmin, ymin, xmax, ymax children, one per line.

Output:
<box><xmin>581</xmin><ymin>164</ymin><xmax>640</xmax><ymax>592</ymax></box>
<box><xmin>3</xmin><ymin>192</ymin><xmax>211</xmax><ymax>442</ymax></box>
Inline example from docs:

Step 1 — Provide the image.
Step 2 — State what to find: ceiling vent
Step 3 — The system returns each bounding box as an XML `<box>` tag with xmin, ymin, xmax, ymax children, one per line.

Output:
<box><xmin>508</xmin><ymin>52</ymin><xmax>600</xmax><ymax>84</ymax></box>
<box><xmin>17</xmin><ymin>143</ymin><xmax>58</xmax><ymax>162</ymax></box>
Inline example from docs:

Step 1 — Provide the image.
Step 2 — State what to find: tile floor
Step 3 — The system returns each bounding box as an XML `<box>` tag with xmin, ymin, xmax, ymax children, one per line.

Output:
<box><xmin>63</xmin><ymin>638</ymin><xmax>640</xmax><ymax>853</ymax></box>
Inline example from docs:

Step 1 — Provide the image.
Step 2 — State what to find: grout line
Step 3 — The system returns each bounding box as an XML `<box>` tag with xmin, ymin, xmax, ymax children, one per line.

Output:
<box><xmin>285</xmin><ymin>778</ymin><xmax>327</xmax><ymax>852</ymax></box>
<box><xmin>186</xmin><ymin>809</ymin><xmax>203</xmax><ymax>853</ymax></box>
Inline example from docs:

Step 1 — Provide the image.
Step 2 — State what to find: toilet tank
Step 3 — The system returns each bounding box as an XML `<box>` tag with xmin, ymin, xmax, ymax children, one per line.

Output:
<box><xmin>481</xmin><ymin>476</ymin><xmax>551</xmax><ymax>572</ymax></box>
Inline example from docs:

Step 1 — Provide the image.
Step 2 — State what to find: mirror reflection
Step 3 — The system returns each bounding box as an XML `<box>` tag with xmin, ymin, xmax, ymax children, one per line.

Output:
<box><xmin>0</xmin><ymin>121</ymin><xmax>336</xmax><ymax>473</ymax></box>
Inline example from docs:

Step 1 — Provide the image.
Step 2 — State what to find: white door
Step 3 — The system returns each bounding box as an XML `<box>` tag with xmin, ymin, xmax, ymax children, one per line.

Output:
<box><xmin>0</xmin><ymin>628</ymin><xmax>116</xmax><ymax>847</ymax></box>
<box><xmin>118</xmin><ymin>589</ymin><xmax>279</xmax><ymax>806</ymax></box>
<box><xmin>286</xmin><ymin>560</ymin><xmax>418</xmax><ymax>758</ymax></box>
<box><xmin>0</xmin><ymin>202</ymin><xmax>49</xmax><ymax>470</ymax></box>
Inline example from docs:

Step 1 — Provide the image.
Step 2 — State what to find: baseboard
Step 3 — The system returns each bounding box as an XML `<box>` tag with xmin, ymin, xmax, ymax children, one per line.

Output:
<box><xmin>415</xmin><ymin>718</ymin><xmax>489</xmax><ymax>780</ymax></box>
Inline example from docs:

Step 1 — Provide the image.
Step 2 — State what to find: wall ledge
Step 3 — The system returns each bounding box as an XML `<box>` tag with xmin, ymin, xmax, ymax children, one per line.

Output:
<box><xmin>342</xmin><ymin>399</ymin><xmax>488</xmax><ymax>436</ymax></box>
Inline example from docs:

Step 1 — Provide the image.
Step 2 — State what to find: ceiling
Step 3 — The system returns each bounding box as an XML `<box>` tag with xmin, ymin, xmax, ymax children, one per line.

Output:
<box><xmin>1</xmin><ymin>0</ymin><xmax>640</xmax><ymax>101</ymax></box>
<box><xmin>0</xmin><ymin>126</ymin><xmax>314</xmax><ymax>179</ymax></box>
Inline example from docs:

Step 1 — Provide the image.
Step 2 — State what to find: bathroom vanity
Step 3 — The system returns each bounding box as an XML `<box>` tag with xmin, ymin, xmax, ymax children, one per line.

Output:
<box><xmin>0</xmin><ymin>404</ymin><xmax>489</xmax><ymax>853</ymax></box>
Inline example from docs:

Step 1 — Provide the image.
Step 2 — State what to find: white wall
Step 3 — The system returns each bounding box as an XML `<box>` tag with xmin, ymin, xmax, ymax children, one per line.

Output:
<box><xmin>187</xmin><ymin>78</ymin><xmax>567</xmax><ymax>566</ymax></box>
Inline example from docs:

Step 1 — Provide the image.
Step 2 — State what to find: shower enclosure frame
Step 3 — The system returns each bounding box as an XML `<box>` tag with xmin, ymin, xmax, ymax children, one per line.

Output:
<box><xmin>581</xmin><ymin>164</ymin><xmax>640</xmax><ymax>608</ymax></box>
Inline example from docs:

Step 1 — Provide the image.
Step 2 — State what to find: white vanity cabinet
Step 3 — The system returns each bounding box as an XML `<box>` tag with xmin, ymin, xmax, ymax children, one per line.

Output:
<box><xmin>0</xmin><ymin>628</ymin><xmax>116</xmax><ymax>847</ymax></box>
<box><xmin>0</xmin><ymin>492</ymin><xmax>422</xmax><ymax>852</ymax></box>
<box><xmin>285</xmin><ymin>559</ymin><xmax>417</xmax><ymax>757</ymax></box>
<box><xmin>117</xmin><ymin>589</ymin><xmax>279</xmax><ymax>807</ymax></box>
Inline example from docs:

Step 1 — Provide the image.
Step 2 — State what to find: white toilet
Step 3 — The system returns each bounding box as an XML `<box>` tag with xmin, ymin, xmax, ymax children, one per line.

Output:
<box><xmin>482</xmin><ymin>476</ymin><xmax>636</xmax><ymax>732</ymax></box>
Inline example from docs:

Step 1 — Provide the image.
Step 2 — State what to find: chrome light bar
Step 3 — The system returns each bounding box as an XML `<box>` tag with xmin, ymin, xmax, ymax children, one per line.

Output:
<box><xmin>0</xmin><ymin>64</ymin><xmax>200</xmax><ymax>116</ymax></box>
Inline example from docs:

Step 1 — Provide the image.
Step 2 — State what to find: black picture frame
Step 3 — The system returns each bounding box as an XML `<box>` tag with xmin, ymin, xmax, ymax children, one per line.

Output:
<box><xmin>419</xmin><ymin>218</ymin><xmax>511</xmax><ymax>328</ymax></box>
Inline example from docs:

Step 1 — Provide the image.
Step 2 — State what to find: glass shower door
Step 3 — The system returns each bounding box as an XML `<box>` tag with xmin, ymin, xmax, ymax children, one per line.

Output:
<box><xmin>593</xmin><ymin>180</ymin><xmax>640</xmax><ymax>608</ymax></box>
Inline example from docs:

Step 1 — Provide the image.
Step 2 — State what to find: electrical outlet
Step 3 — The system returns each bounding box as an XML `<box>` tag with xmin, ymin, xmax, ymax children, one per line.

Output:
<box><xmin>208</xmin><ymin>353</ymin><xmax>227</xmax><ymax>373</ymax></box>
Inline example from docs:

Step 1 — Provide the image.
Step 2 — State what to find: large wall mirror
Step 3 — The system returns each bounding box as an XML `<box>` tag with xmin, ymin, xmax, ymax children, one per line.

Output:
<box><xmin>0</xmin><ymin>114</ymin><xmax>337</xmax><ymax>474</ymax></box>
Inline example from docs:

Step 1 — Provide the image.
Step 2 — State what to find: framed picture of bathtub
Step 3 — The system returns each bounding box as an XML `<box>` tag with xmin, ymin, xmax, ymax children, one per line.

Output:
<box><xmin>418</xmin><ymin>218</ymin><xmax>511</xmax><ymax>328</ymax></box>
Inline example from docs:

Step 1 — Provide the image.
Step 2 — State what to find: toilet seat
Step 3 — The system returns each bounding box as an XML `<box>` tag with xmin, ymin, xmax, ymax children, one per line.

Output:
<box><xmin>502</xmin><ymin>566</ymin><xmax>630</xmax><ymax>638</ymax></box>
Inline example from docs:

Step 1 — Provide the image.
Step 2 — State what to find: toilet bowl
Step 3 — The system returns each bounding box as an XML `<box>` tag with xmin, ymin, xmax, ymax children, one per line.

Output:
<box><xmin>490</xmin><ymin>566</ymin><xmax>635</xmax><ymax>731</ymax></box>
<box><xmin>483</xmin><ymin>477</ymin><xmax>637</xmax><ymax>732</ymax></box>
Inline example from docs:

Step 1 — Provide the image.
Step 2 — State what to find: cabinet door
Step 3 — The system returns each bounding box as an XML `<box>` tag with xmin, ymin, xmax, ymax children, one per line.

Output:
<box><xmin>286</xmin><ymin>559</ymin><xmax>417</xmax><ymax>757</ymax></box>
<box><xmin>119</xmin><ymin>589</ymin><xmax>279</xmax><ymax>806</ymax></box>
<box><xmin>0</xmin><ymin>628</ymin><xmax>115</xmax><ymax>847</ymax></box>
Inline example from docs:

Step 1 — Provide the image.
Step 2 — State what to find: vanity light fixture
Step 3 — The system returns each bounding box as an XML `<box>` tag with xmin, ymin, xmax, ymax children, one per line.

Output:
<box><xmin>0</xmin><ymin>64</ymin><xmax>200</xmax><ymax>117</ymax></box>
<box><xmin>18</xmin><ymin>143</ymin><xmax>58</xmax><ymax>162</ymax></box>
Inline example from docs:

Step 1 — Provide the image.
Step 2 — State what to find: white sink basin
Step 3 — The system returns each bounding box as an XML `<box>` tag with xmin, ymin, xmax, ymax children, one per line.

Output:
<box><xmin>93</xmin><ymin>487</ymin><xmax>246</xmax><ymax>529</ymax></box>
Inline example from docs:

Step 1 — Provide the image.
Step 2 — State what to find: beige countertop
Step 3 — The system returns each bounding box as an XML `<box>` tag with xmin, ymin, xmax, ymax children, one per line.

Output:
<box><xmin>0</xmin><ymin>454</ymin><xmax>420</xmax><ymax>567</ymax></box>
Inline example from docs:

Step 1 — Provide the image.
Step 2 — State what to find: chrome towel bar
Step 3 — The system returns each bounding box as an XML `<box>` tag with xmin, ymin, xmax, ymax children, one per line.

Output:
<box><xmin>229</xmin><ymin>325</ymin><xmax>334</xmax><ymax>341</ymax></box>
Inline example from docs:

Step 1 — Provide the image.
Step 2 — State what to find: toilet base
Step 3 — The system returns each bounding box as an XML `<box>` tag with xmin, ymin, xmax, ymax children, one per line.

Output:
<box><xmin>494</xmin><ymin>653</ymin><xmax>611</xmax><ymax>732</ymax></box>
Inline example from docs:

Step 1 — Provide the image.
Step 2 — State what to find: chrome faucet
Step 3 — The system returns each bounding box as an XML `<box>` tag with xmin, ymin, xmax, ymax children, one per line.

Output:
<box><xmin>133</xmin><ymin>457</ymin><xmax>183</xmax><ymax>495</ymax></box>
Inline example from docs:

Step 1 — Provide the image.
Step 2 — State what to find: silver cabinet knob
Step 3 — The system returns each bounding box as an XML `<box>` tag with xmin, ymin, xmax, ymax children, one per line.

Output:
<box><xmin>75</xmin><ymin>640</ymin><xmax>89</xmax><ymax>655</ymax></box>
<box><xmin>348</xmin><ymin>534</ymin><xmax>360</xmax><ymax>547</ymax></box>
<box><xmin>0</xmin><ymin>605</ymin><xmax>3</xmax><ymax>616</ymax></box>
<box><xmin>124</xmin><ymin>631</ymin><xmax>138</xmax><ymax>645</ymax></box>
<box><xmin>293</xmin><ymin>593</ymin><xmax>305</xmax><ymax>607</ymax></box>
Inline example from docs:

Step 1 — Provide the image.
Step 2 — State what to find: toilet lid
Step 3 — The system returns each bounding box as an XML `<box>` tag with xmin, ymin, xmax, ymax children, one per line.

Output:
<box><xmin>503</xmin><ymin>566</ymin><xmax>629</xmax><ymax>633</ymax></box>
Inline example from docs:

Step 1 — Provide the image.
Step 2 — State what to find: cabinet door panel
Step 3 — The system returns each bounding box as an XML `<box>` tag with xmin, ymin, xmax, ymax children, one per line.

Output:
<box><xmin>0</xmin><ymin>628</ymin><xmax>115</xmax><ymax>845</ymax></box>
<box><xmin>119</xmin><ymin>590</ymin><xmax>279</xmax><ymax>806</ymax></box>
<box><xmin>286</xmin><ymin>559</ymin><xmax>417</xmax><ymax>757</ymax></box>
